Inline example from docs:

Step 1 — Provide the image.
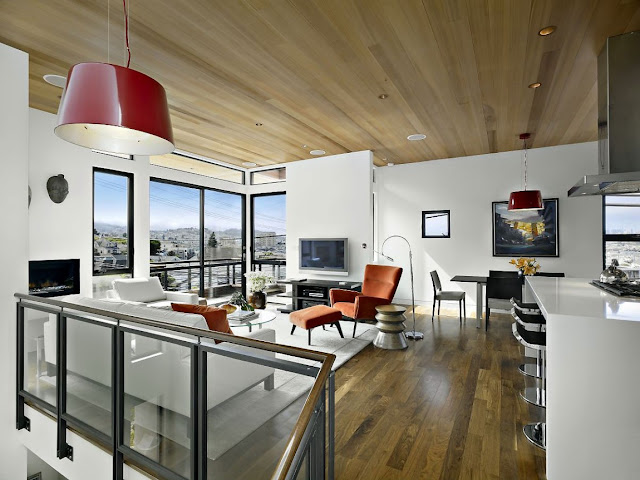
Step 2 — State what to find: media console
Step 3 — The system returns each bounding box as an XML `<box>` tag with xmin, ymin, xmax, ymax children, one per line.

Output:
<box><xmin>277</xmin><ymin>279</ymin><xmax>362</xmax><ymax>313</ymax></box>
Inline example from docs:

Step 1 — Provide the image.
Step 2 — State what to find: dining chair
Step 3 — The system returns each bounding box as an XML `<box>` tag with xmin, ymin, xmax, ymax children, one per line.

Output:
<box><xmin>430</xmin><ymin>270</ymin><xmax>465</xmax><ymax>323</ymax></box>
<box><xmin>486</xmin><ymin>273</ymin><xmax>523</xmax><ymax>330</ymax></box>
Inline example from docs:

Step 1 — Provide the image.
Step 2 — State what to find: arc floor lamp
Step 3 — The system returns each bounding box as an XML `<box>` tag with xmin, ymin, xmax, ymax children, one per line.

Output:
<box><xmin>379</xmin><ymin>235</ymin><xmax>423</xmax><ymax>340</ymax></box>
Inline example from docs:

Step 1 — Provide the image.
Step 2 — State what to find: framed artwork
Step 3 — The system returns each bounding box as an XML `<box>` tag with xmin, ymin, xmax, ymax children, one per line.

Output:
<box><xmin>422</xmin><ymin>210</ymin><xmax>450</xmax><ymax>238</ymax></box>
<box><xmin>492</xmin><ymin>198</ymin><xmax>559</xmax><ymax>257</ymax></box>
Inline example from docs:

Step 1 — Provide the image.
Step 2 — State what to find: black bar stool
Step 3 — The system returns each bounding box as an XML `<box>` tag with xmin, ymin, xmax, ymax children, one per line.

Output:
<box><xmin>512</xmin><ymin>310</ymin><xmax>546</xmax><ymax>407</ymax></box>
<box><xmin>511</xmin><ymin>313</ymin><xmax>546</xmax><ymax>450</ymax></box>
<box><xmin>510</xmin><ymin>298</ymin><xmax>545</xmax><ymax>379</ymax></box>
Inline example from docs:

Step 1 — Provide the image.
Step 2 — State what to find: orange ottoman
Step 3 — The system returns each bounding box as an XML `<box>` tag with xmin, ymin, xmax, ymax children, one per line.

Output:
<box><xmin>290</xmin><ymin>305</ymin><xmax>344</xmax><ymax>345</ymax></box>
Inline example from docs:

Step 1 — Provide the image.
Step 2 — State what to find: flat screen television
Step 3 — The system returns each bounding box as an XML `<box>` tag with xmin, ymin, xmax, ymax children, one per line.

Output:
<box><xmin>299</xmin><ymin>238</ymin><xmax>348</xmax><ymax>273</ymax></box>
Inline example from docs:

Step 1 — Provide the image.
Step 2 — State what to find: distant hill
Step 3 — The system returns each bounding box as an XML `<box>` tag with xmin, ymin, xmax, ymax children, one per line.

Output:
<box><xmin>94</xmin><ymin>222</ymin><xmax>127</xmax><ymax>235</ymax></box>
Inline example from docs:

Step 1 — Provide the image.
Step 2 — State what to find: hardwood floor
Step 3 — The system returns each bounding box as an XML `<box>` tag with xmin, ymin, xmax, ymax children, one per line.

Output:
<box><xmin>333</xmin><ymin>307</ymin><xmax>546</xmax><ymax>480</ymax></box>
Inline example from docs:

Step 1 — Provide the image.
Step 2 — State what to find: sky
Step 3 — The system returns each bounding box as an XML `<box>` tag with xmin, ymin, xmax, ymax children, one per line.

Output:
<box><xmin>93</xmin><ymin>173</ymin><xmax>286</xmax><ymax>234</ymax></box>
<box><xmin>94</xmin><ymin>171</ymin><xmax>129</xmax><ymax>226</ymax></box>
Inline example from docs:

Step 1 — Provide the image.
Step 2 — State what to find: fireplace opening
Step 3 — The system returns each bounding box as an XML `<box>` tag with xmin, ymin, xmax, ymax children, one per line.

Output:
<box><xmin>29</xmin><ymin>259</ymin><xmax>80</xmax><ymax>297</ymax></box>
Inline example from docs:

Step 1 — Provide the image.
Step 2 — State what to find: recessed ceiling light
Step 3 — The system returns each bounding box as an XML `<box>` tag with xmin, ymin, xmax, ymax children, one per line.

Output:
<box><xmin>529</xmin><ymin>82</ymin><xmax>542</xmax><ymax>89</ymax></box>
<box><xmin>538</xmin><ymin>26</ymin><xmax>556</xmax><ymax>36</ymax></box>
<box><xmin>378</xmin><ymin>94</ymin><xmax>388</xmax><ymax>99</ymax></box>
<box><xmin>310</xmin><ymin>149</ymin><xmax>326</xmax><ymax>156</ymax></box>
<box><xmin>242</xmin><ymin>161</ymin><xmax>257</xmax><ymax>167</ymax></box>
<box><xmin>387</xmin><ymin>162</ymin><xmax>395</xmax><ymax>167</ymax></box>
<box><xmin>407</xmin><ymin>134</ymin><xmax>426</xmax><ymax>141</ymax></box>
<box><xmin>43</xmin><ymin>74</ymin><xmax>67</xmax><ymax>88</ymax></box>
<box><xmin>255</xmin><ymin>123</ymin><xmax>263</xmax><ymax>126</ymax></box>
<box><xmin>302</xmin><ymin>144</ymin><xmax>308</xmax><ymax>148</ymax></box>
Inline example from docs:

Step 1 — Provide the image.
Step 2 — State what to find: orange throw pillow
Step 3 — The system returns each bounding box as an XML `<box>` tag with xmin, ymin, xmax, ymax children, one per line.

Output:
<box><xmin>171</xmin><ymin>303</ymin><xmax>234</xmax><ymax>340</ymax></box>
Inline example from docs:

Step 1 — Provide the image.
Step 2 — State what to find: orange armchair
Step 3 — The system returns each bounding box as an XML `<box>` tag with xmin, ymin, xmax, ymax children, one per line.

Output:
<box><xmin>330</xmin><ymin>264</ymin><xmax>403</xmax><ymax>337</ymax></box>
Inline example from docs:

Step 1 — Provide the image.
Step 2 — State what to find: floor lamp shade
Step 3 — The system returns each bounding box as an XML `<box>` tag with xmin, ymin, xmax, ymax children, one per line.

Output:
<box><xmin>55</xmin><ymin>63</ymin><xmax>174</xmax><ymax>155</ymax></box>
<box><xmin>508</xmin><ymin>190</ymin><xmax>543</xmax><ymax>211</ymax></box>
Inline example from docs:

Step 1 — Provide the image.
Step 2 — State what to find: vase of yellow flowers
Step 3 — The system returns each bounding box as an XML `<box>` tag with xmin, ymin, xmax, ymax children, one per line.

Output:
<box><xmin>509</xmin><ymin>257</ymin><xmax>541</xmax><ymax>276</ymax></box>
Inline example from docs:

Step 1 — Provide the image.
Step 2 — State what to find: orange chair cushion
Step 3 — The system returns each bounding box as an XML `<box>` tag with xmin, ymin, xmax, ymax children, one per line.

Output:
<box><xmin>171</xmin><ymin>303</ymin><xmax>233</xmax><ymax>342</ymax></box>
<box><xmin>333</xmin><ymin>302</ymin><xmax>355</xmax><ymax>319</ymax></box>
<box><xmin>290</xmin><ymin>305</ymin><xmax>342</xmax><ymax>330</ymax></box>
<box><xmin>361</xmin><ymin>264</ymin><xmax>403</xmax><ymax>300</ymax></box>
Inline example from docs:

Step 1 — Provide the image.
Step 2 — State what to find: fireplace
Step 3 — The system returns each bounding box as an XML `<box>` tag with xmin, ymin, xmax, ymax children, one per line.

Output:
<box><xmin>29</xmin><ymin>259</ymin><xmax>80</xmax><ymax>297</ymax></box>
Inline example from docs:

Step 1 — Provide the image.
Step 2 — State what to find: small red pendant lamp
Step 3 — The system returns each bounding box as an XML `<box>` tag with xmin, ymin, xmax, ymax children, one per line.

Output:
<box><xmin>508</xmin><ymin>133</ymin><xmax>543</xmax><ymax>211</ymax></box>
<box><xmin>55</xmin><ymin>0</ymin><xmax>174</xmax><ymax>156</ymax></box>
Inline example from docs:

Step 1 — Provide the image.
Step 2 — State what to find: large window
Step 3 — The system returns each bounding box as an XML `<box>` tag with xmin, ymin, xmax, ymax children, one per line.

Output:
<box><xmin>93</xmin><ymin>169</ymin><xmax>133</xmax><ymax>275</ymax></box>
<box><xmin>149</xmin><ymin>179</ymin><xmax>245</xmax><ymax>299</ymax></box>
<box><xmin>204</xmin><ymin>190</ymin><xmax>245</xmax><ymax>298</ymax></box>
<box><xmin>93</xmin><ymin>169</ymin><xmax>133</xmax><ymax>298</ymax></box>
<box><xmin>603</xmin><ymin>194</ymin><xmax>640</xmax><ymax>276</ymax></box>
<box><xmin>251</xmin><ymin>193</ymin><xmax>286</xmax><ymax>280</ymax></box>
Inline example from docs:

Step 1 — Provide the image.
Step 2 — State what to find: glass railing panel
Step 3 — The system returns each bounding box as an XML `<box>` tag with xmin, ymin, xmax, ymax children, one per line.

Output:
<box><xmin>65</xmin><ymin>316</ymin><xmax>113</xmax><ymax>437</ymax></box>
<box><xmin>22</xmin><ymin>306</ymin><xmax>57</xmax><ymax>408</ymax></box>
<box><xmin>123</xmin><ymin>330</ymin><xmax>194</xmax><ymax>478</ymax></box>
<box><xmin>202</xmin><ymin>339</ymin><xmax>318</xmax><ymax>479</ymax></box>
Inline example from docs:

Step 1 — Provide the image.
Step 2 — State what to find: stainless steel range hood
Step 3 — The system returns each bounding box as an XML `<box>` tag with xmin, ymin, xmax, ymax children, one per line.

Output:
<box><xmin>568</xmin><ymin>31</ymin><xmax>640</xmax><ymax>197</ymax></box>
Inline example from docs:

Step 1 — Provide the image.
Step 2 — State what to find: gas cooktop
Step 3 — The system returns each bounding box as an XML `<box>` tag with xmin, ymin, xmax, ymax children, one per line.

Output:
<box><xmin>590</xmin><ymin>280</ymin><xmax>640</xmax><ymax>297</ymax></box>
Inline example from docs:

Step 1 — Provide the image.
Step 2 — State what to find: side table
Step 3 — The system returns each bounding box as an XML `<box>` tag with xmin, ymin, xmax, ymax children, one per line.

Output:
<box><xmin>373</xmin><ymin>305</ymin><xmax>408</xmax><ymax>350</ymax></box>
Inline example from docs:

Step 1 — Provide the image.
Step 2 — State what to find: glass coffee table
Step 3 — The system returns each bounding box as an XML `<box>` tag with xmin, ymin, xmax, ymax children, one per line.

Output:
<box><xmin>227</xmin><ymin>309</ymin><xmax>277</xmax><ymax>332</ymax></box>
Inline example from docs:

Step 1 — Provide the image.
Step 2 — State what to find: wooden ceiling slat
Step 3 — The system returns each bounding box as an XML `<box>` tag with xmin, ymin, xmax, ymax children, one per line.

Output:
<box><xmin>1</xmin><ymin>0</ymin><xmax>636</xmax><ymax>166</ymax></box>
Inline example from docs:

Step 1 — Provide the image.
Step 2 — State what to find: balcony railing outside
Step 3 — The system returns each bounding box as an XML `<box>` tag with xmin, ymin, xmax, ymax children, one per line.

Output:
<box><xmin>16</xmin><ymin>293</ymin><xmax>334</xmax><ymax>480</ymax></box>
<box><xmin>150</xmin><ymin>258</ymin><xmax>243</xmax><ymax>298</ymax></box>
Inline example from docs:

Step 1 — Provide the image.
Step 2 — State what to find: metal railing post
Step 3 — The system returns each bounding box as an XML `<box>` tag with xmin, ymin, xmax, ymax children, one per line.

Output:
<box><xmin>113</xmin><ymin>327</ymin><xmax>124</xmax><ymax>480</ymax></box>
<box><xmin>328</xmin><ymin>372</ymin><xmax>335</xmax><ymax>480</ymax></box>
<box><xmin>195</xmin><ymin>346</ymin><xmax>207</xmax><ymax>480</ymax></box>
<box><xmin>56</xmin><ymin>313</ymin><xmax>73</xmax><ymax>461</ymax></box>
<box><xmin>188</xmin><ymin>268</ymin><xmax>192</xmax><ymax>290</ymax></box>
<box><xmin>16</xmin><ymin>303</ymin><xmax>29</xmax><ymax>431</ymax></box>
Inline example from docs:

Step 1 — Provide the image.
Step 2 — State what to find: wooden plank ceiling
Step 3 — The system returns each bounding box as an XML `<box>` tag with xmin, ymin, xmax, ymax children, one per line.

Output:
<box><xmin>1</xmin><ymin>0</ymin><xmax>639</xmax><ymax>167</ymax></box>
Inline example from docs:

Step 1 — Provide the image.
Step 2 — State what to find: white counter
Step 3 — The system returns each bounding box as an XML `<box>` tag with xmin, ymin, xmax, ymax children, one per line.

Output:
<box><xmin>526</xmin><ymin>277</ymin><xmax>640</xmax><ymax>480</ymax></box>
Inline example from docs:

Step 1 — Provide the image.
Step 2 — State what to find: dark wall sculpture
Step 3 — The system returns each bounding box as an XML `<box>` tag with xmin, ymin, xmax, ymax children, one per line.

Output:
<box><xmin>47</xmin><ymin>174</ymin><xmax>69</xmax><ymax>204</ymax></box>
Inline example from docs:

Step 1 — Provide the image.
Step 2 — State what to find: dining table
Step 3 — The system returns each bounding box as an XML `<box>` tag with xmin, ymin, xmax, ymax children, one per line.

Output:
<box><xmin>450</xmin><ymin>275</ymin><xmax>488</xmax><ymax>328</ymax></box>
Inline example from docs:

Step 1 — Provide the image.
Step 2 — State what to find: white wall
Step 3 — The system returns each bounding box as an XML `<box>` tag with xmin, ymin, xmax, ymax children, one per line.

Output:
<box><xmin>376</xmin><ymin>142</ymin><xmax>602</xmax><ymax>307</ymax></box>
<box><xmin>286</xmin><ymin>151</ymin><xmax>373</xmax><ymax>281</ymax></box>
<box><xmin>0</xmin><ymin>42</ymin><xmax>29</xmax><ymax>480</ymax></box>
<box><xmin>28</xmin><ymin>109</ymin><xmax>248</xmax><ymax>296</ymax></box>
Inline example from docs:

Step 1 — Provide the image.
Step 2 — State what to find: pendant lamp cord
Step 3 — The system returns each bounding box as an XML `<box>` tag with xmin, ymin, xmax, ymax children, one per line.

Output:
<box><xmin>523</xmin><ymin>138</ymin><xmax>528</xmax><ymax>191</ymax></box>
<box><xmin>107</xmin><ymin>0</ymin><xmax>110</xmax><ymax>63</ymax></box>
<box><xmin>123</xmin><ymin>0</ymin><xmax>131</xmax><ymax>68</ymax></box>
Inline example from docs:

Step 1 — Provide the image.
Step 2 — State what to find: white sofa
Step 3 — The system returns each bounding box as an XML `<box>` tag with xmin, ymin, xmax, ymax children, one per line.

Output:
<box><xmin>43</xmin><ymin>295</ymin><xmax>276</xmax><ymax>418</ymax></box>
<box><xmin>106</xmin><ymin>277</ymin><xmax>200</xmax><ymax>308</ymax></box>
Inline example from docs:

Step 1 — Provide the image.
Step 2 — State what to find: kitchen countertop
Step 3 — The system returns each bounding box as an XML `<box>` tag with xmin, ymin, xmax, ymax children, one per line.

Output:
<box><xmin>526</xmin><ymin>276</ymin><xmax>640</xmax><ymax>323</ymax></box>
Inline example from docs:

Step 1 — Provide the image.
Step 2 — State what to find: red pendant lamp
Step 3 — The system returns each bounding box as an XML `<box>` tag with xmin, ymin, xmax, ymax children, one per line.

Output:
<box><xmin>508</xmin><ymin>133</ymin><xmax>543</xmax><ymax>211</ymax></box>
<box><xmin>55</xmin><ymin>0</ymin><xmax>174</xmax><ymax>156</ymax></box>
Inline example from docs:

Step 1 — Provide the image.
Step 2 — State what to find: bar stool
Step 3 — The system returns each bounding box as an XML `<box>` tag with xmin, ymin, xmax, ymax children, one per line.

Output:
<box><xmin>510</xmin><ymin>297</ymin><xmax>541</xmax><ymax>315</ymax></box>
<box><xmin>512</xmin><ymin>309</ymin><xmax>546</xmax><ymax>407</ymax></box>
<box><xmin>511</xmin><ymin>314</ymin><xmax>547</xmax><ymax>450</ymax></box>
<box><xmin>510</xmin><ymin>298</ymin><xmax>545</xmax><ymax>379</ymax></box>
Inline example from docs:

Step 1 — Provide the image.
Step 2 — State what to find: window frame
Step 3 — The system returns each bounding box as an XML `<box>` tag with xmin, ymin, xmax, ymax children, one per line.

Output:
<box><xmin>150</xmin><ymin>151</ymin><xmax>246</xmax><ymax>185</ymax></box>
<box><xmin>149</xmin><ymin>177</ymin><xmax>247</xmax><ymax>296</ymax></box>
<box><xmin>602</xmin><ymin>195</ymin><xmax>640</xmax><ymax>269</ymax></box>
<box><xmin>249</xmin><ymin>167</ymin><xmax>286</xmax><ymax>185</ymax></box>
<box><xmin>422</xmin><ymin>209</ymin><xmax>451</xmax><ymax>239</ymax></box>
<box><xmin>92</xmin><ymin>167</ymin><xmax>134</xmax><ymax>276</ymax></box>
<box><xmin>250</xmin><ymin>191</ymin><xmax>286</xmax><ymax>267</ymax></box>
